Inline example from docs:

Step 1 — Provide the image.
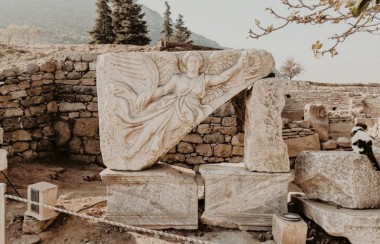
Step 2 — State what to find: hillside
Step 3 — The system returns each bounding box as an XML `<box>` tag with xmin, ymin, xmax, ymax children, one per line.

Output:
<box><xmin>0</xmin><ymin>0</ymin><xmax>222</xmax><ymax>48</ymax></box>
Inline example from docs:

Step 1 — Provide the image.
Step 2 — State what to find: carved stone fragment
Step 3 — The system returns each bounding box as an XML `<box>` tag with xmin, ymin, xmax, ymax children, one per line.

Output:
<box><xmin>244</xmin><ymin>78</ymin><xmax>290</xmax><ymax>172</ymax></box>
<box><xmin>97</xmin><ymin>50</ymin><xmax>274</xmax><ymax>170</ymax></box>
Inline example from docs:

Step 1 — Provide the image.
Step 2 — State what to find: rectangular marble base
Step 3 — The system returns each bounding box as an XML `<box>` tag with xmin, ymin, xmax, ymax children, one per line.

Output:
<box><xmin>100</xmin><ymin>163</ymin><xmax>198</xmax><ymax>229</ymax></box>
<box><xmin>200</xmin><ymin>163</ymin><xmax>293</xmax><ymax>230</ymax></box>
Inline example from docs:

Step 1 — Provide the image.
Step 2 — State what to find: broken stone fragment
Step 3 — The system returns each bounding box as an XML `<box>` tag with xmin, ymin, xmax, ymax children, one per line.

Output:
<box><xmin>295</xmin><ymin>151</ymin><xmax>380</xmax><ymax>209</ymax></box>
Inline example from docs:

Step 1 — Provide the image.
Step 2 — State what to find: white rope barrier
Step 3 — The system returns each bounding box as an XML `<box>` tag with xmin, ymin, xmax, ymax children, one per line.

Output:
<box><xmin>4</xmin><ymin>194</ymin><xmax>216</xmax><ymax>244</ymax></box>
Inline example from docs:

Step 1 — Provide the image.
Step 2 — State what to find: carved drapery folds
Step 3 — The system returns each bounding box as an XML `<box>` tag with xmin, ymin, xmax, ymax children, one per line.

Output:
<box><xmin>97</xmin><ymin>49</ymin><xmax>274</xmax><ymax>170</ymax></box>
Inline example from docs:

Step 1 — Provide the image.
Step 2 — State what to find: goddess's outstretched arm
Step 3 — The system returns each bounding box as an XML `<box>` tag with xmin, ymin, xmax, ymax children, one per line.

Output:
<box><xmin>136</xmin><ymin>77</ymin><xmax>176</xmax><ymax>109</ymax></box>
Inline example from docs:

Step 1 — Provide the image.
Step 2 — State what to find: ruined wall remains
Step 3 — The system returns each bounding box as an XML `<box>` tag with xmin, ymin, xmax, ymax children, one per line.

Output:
<box><xmin>0</xmin><ymin>53</ymin><xmax>100</xmax><ymax>164</ymax></box>
<box><xmin>283</xmin><ymin>80</ymin><xmax>380</xmax><ymax>139</ymax></box>
<box><xmin>283</xmin><ymin>80</ymin><xmax>380</xmax><ymax>118</ymax></box>
<box><xmin>0</xmin><ymin>52</ymin><xmax>379</xmax><ymax>166</ymax></box>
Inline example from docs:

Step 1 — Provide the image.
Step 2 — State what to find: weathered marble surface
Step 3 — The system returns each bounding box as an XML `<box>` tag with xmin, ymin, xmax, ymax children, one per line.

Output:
<box><xmin>295</xmin><ymin>151</ymin><xmax>380</xmax><ymax>209</ymax></box>
<box><xmin>244</xmin><ymin>78</ymin><xmax>290</xmax><ymax>172</ymax></box>
<box><xmin>97</xmin><ymin>49</ymin><xmax>274</xmax><ymax>170</ymax></box>
<box><xmin>294</xmin><ymin>198</ymin><xmax>380</xmax><ymax>244</ymax></box>
<box><xmin>199</xmin><ymin>164</ymin><xmax>293</xmax><ymax>230</ymax></box>
<box><xmin>272</xmin><ymin>214</ymin><xmax>307</xmax><ymax>244</ymax></box>
<box><xmin>100</xmin><ymin>163</ymin><xmax>198</xmax><ymax>229</ymax></box>
<box><xmin>284</xmin><ymin>134</ymin><xmax>320</xmax><ymax>158</ymax></box>
<box><xmin>304</xmin><ymin>104</ymin><xmax>329</xmax><ymax>142</ymax></box>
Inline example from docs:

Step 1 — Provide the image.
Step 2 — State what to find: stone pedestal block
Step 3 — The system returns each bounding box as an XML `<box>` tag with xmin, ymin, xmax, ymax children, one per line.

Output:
<box><xmin>244</xmin><ymin>78</ymin><xmax>290</xmax><ymax>172</ymax></box>
<box><xmin>293</xmin><ymin>198</ymin><xmax>380</xmax><ymax>244</ymax></box>
<box><xmin>295</xmin><ymin>151</ymin><xmax>380</xmax><ymax>209</ymax></box>
<box><xmin>199</xmin><ymin>164</ymin><xmax>293</xmax><ymax>230</ymax></box>
<box><xmin>272</xmin><ymin>214</ymin><xmax>307</xmax><ymax>244</ymax></box>
<box><xmin>100</xmin><ymin>163</ymin><xmax>198</xmax><ymax>229</ymax></box>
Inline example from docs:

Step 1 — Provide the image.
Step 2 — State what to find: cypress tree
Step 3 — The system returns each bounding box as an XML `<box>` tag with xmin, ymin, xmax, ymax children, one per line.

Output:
<box><xmin>90</xmin><ymin>0</ymin><xmax>115</xmax><ymax>44</ymax></box>
<box><xmin>173</xmin><ymin>14</ymin><xmax>192</xmax><ymax>44</ymax></box>
<box><xmin>112</xmin><ymin>0</ymin><xmax>150</xmax><ymax>45</ymax></box>
<box><xmin>161</xmin><ymin>1</ymin><xmax>173</xmax><ymax>42</ymax></box>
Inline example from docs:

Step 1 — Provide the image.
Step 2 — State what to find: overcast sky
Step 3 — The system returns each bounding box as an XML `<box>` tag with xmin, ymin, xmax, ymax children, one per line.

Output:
<box><xmin>139</xmin><ymin>0</ymin><xmax>379</xmax><ymax>83</ymax></box>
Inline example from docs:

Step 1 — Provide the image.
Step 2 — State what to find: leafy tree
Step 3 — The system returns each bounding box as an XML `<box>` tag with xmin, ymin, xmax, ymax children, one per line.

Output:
<box><xmin>90</xmin><ymin>0</ymin><xmax>115</xmax><ymax>44</ymax></box>
<box><xmin>112</xmin><ymin>0</ymin><xmax>150</xmax><ymax>45</ymax></box>
<box><xmin>161</xmin><ymin>1</ymin><xmax>173</xmax><ymax>42</ymax></box>
<box><xmin>173</xmin><ymin>14</ymin><xmax>193</xmax><ymax>44</ymax></box>
<box><xmin>249</xmin><ymin>0</ymin><xmax>380</xmax><ymax>57</ymax></box>
<box><xmin>280</xmin><ymin>58</ymin><xmax>304</xmax><ymax>80</ymax></box>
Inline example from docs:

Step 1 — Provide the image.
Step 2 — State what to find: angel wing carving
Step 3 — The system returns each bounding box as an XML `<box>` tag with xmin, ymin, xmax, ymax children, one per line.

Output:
<box><xmin>201</xmin><ymin>50</ymin><xmax>265</xmax><ymax>104</ymax></box>
<box><xmin>201</xmin><ymin>51</ymin><xmax>244</xmax><ymax>104</ymax></box>
<box><xmin>110</xmin><ymin>53</ymin><xmax>159</xmax><ymax>95</ymax></box>
<box><xmin>205</xmin><ymin>51</ymin><xmax>240</xmax><ymax>75</ymax></box>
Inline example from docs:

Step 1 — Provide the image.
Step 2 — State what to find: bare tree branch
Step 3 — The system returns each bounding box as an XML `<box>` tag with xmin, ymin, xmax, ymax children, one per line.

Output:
<box><xmin>249</xmin><ymin>0</ymin><xmax>380</xmax><ymax>57</ymax></box>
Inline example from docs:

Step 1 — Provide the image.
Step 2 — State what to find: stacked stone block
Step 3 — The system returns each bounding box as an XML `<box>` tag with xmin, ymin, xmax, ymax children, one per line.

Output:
<box><xmin>0</xmin><ymin>63</ymin><xmax>56</xmax><ymax>161</ymax></box>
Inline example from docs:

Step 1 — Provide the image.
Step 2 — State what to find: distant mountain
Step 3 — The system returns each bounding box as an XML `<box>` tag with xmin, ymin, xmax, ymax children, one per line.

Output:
<box><xmin>0</xmin><ymin>0</ymin><xmax>222</xmax><ymax>48</ymax></box>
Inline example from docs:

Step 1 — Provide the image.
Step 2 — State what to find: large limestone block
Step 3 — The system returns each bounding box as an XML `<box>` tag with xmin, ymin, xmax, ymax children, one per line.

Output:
<box><xmin>284</xmin><ymin>134</ymin><xmax>320</xmax><ymax>157</ymax></box>
<box><xmin>304</xmin><ymin>104</ymin><xmax>329</xmax><ymax>142</ymax></box>
<box><xmin>199</xmin><ymin>164</ymin><xmax>293</xmax><ymax>230</ymax></box>
<box><xmin>244</xmin><ymin>78</ymin><xmax>290</xmax><ymax>172</ymax></box>
<box><xmin>100</xmin><ymin>163</ymin><xmax>198</xmax><ymax>229</ymax></box>
<box><xmin>295</xmin><ymin>151</ymin><xmax>380</xmax><ymax>209</ymax></box>
<box><xmin>97</xmin><ymin>49</ymin><xmax>275</xmax><ymax>170</ymax></box>
<box><xmin>294</xmin><ymin>198</ymin><xmax>380</xmax><ymax>244</ymax></box>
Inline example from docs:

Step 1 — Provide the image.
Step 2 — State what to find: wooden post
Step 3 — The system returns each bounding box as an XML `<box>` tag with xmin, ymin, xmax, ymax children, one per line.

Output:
<box><xmin>0</xmin><ymin>183</ymin><xmax>6</xmax><ymax>244</ymax></box>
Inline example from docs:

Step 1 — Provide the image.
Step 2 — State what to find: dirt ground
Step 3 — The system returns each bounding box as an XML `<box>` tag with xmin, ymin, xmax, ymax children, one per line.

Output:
<box><xmin>3</xmin><ymin>157</ymin><xmax>277</xmax><ymax>244</ymax></box>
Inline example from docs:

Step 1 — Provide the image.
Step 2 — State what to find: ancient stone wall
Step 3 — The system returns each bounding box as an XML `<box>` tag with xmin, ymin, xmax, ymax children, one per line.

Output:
<box><xmin>283</xmin><ymin>80</ymin><xmax>380</xmax><ymax>119</ymax></box>
<box><xmin>0</xmin><ymin>52</ymin><xmax>379</xmax><ymax>166</ymax></box>
<box><xmin>0</xmin><ymin>53</ymin><xmax>100</xmax><ymax>164</ymax></box>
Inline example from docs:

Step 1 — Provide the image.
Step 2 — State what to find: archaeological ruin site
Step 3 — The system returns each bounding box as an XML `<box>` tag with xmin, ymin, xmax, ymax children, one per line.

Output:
<box><xmin>0</xmin><ymin>44</ymin><xmax>379</xmax><ymax>244</ymax></box>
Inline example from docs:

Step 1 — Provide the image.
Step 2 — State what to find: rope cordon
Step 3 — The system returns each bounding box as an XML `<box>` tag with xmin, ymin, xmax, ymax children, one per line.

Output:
<box><xmin>5</xmin><ymin>194</ymin><xmax>216</xmax><ymax>244</ymax></box>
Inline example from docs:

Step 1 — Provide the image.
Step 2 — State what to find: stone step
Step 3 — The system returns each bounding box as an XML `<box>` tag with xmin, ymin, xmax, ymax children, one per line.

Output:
<box><xmin>292</xmin><ymin>197</ymin><xmax>380</xmax><ymax>244</ymax></box>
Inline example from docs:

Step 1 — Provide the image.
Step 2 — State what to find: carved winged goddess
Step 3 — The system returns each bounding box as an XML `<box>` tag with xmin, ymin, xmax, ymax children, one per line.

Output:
<box><xmin>97</xmin><ymin>50</ymin><xmax>274</xmax><ymax>170</ymax></box>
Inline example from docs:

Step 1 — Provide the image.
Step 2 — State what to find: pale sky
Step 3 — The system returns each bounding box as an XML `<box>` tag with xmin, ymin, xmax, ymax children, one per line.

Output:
<box><xmin>139</xmin><ymin>0</ymin><xmax>380</xmax><ymax>83</ymax></box>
